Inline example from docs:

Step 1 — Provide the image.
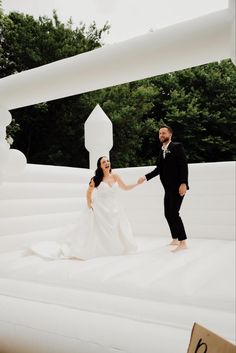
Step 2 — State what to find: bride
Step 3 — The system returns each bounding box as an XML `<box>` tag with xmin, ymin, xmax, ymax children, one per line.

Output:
<box><xmin>30</xmin><ymin>156</ymin><xmax>139</xmax><ymax>260</ymax></box>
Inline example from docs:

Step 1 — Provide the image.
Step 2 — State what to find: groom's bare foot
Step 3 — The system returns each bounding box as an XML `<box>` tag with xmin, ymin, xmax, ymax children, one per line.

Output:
<box><xmin>169</xmin><ymin>239</ymin><xmax>180</xmax><ymax>246</ymax></box>
<box><xmin>171</xmin><ymin>240</ymin><xmax>188</xmax><ymax>252</ymax></box>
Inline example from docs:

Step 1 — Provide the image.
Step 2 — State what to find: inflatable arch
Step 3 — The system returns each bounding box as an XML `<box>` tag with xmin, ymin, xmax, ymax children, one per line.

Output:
<box><xmin>0</xmin><ymin>1</ymin><xmax>235</xmax><ymax>110</ymax></box>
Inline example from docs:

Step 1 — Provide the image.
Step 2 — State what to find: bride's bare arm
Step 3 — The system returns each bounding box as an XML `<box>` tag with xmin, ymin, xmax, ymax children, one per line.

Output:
<box><xmin>87</xmin><ymin>178</ymin><xmax>95</xmax><ymax>208</ymax></box>
<box><xmin>114</xmin><ymin>174</ymin><xmax>138</xmax><ymax>191</ymax></box>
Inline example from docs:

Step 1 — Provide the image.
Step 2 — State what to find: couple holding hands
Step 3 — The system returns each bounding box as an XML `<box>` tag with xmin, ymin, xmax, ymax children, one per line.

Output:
<box><xmin>84</xmin><ymin>124</ymin><xmax>188</xmax><ymax>259</ymax></box>
<box><xmin>31</xmin><ymin>125</ymin><xmax>188</xmax><ymax>261</ymax></box>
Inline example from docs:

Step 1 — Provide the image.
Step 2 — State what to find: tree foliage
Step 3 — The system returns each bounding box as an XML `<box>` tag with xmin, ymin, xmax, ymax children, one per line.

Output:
<box><xmin>147</xmin><ymin>61</ymin><xmax>236</xmax><ymax>163</ymax></box>
<box><xmin>0</xmin><ymin>9</ymin><xmax>235</xmax><ymax>168</ymax></box>
<box><xmin>0</xmin><ymin>10</ymin><xmax>110</xmax><ymax>167</ymax></box>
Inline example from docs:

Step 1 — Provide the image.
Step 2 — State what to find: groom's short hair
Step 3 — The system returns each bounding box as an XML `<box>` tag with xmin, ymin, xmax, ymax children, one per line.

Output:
<box><xmin>159</xmin><ymin>125</ymin><xmax>173</xmax><ymax>134</ymax></box>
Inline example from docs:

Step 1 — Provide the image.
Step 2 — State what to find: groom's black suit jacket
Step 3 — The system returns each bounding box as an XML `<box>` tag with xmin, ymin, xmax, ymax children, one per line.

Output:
<box><xmin>145</xmin><ymin>142</ymin><xmax>189</xmax><ymax>191</ymax></box>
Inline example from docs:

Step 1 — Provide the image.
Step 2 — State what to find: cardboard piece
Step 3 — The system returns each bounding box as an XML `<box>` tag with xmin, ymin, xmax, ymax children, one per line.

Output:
<box><xmin>187</xmin><ymin>323</ymin><xmax>236</xmax><ymax>353</ymax></box>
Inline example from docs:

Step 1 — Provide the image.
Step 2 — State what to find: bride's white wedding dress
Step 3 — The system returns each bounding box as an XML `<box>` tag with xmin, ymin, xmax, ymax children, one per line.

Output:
<box><xmin>30</xmin><ymin>182</ymin><xmax>137</xmax><ymax>260</ymax></box>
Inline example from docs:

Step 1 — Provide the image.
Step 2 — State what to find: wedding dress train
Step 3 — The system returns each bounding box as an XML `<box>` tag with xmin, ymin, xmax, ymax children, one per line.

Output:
<box><xmin>30</xmin><ymin>182</ymin><xmax>137</xmax><ymax>260</ymax></box>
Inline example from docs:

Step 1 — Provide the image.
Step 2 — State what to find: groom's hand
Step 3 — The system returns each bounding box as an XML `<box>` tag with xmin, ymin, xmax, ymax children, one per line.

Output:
<box><xmin>137</xmin><ymin>176</ymin><xmax>146</xmax><ymax>184</ymax></box>
<box><xmin>179</xmin><ymin>183</ymin><xmax>187</xmax><ymax>196</ymax></box>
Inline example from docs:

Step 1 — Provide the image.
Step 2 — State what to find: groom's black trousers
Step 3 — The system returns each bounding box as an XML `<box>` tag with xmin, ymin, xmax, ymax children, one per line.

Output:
<box><xmin>164</xmin><ymin>189</ymin><xmax>187</xmax><ymax>241</ymax></box>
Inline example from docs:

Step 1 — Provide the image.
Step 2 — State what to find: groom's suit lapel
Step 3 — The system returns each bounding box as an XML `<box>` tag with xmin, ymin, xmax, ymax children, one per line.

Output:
<box><xmin>167</xmin><ymin>141</ymin><xmax>174</xmax><ymax>154</ymax></box>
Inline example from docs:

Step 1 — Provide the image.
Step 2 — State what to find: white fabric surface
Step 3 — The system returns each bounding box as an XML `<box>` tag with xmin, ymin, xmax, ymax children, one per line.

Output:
<box><xmin>0</xmin><ymin>162</ymin><xmax>235</xmax><ymax>352</ymax></box>
<box><xmin>0</xmin><ymin>238</ymin><xmax>235</xmax><ymax>340</ymax></box>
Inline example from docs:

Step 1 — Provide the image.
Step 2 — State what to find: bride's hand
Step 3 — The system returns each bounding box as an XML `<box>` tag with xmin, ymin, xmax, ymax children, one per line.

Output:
<box><xmin>137</xmin><ymin>176</ymin><xmax>146</xmax><ymax>184</ymax></box>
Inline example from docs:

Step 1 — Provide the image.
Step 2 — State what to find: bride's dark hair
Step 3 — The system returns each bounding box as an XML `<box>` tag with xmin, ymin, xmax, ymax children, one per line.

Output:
<box><xmin>90</xmin><ymin>156</ymin><xmax>111</xmax><ymax>187</ymax></box>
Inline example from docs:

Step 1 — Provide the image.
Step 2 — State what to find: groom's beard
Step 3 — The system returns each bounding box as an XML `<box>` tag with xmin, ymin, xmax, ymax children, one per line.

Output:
<box><xmin>160</xmin><ymin>137</ymin><xmax>170</xmax><ymax>144</ymax></box>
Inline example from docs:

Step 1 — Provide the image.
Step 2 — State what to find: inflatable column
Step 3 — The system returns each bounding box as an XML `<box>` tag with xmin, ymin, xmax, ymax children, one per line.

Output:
<box><xmin>84</xmin><ymin>104</ymin><xmax>113</xmax><ymax>170</ymax></box>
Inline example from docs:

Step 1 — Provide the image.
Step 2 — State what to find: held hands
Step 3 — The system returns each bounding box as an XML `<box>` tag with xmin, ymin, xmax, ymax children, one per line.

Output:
<box><xmin>179</xmin><ymin>183</ymin><xmax>187</xmax><ymax>197</ymax></box>
<box><xmin>137</xmin><ymin>176</ymin><xmax>146</xmax><ymax>184</ymax></box>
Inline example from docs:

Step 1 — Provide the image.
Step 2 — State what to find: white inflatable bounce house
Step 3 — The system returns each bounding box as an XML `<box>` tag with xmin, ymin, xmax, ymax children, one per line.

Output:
<box><xmin>0</xmin><ymin>1</ymin><xmax>235</xmax><ymax>352</ymax></box>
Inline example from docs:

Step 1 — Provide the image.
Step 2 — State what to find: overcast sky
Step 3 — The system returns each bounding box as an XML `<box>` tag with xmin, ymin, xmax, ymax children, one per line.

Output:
<box><xmin>2</xmin><ymin>0</ymin><xmax>228</xmax><ymax>44</ymax></box>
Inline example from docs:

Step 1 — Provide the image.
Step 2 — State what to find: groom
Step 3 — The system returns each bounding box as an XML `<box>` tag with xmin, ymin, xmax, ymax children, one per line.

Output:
<box><xmin>138</xmin><ymin>125</ymin><xmax>189</xmax><ymax>251</ymax></box>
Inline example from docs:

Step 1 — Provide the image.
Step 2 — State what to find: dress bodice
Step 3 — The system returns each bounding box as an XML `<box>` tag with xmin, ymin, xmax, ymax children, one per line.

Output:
<box><xmin>96</xmin><ymin>182</ymin><xmax>118</xmax><ymax>197</ymax></box>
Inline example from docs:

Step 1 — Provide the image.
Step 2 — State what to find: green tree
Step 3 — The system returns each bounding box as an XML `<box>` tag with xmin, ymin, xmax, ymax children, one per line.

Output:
<box><xmin>0</xmin><ymin>10</ymin><xmax>109</xmax><ymax>77</ymax></box>
<box><xmin>157</xmin><ymin>61</ymin><xmax>236</xmax><ymax>162</ymax></box>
